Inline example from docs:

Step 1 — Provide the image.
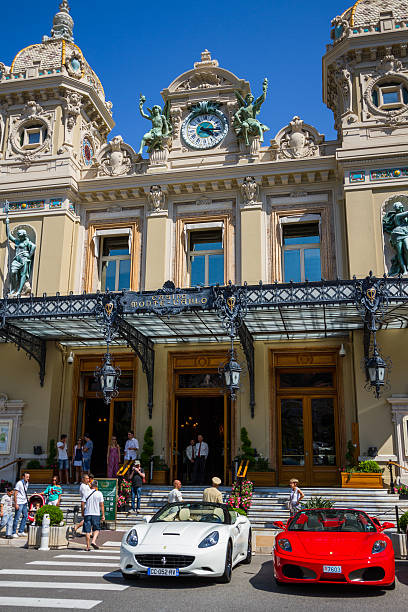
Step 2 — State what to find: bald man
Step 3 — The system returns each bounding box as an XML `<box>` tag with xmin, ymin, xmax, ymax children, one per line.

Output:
<box><xmin>168</xmin><ymin>480</ymin><xmax>183</xmax><ymax>503</ymax></box>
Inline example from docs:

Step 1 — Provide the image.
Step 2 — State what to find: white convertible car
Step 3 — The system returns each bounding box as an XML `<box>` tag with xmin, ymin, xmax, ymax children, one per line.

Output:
<box><xmin>120</xmin><ymin>501</ymin><xmax>252</xmax><ymax>582</ymax></box>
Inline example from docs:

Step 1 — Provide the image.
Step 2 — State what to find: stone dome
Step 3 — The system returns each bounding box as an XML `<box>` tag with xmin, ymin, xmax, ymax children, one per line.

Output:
<box><xmin>342</xmin><ymin>0</ymin><xmax>408</xmax><ymax>27</ymax></box>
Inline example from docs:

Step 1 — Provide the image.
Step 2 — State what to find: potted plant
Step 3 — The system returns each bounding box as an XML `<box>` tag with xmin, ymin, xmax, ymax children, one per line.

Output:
<box><xmin>238</xmin><ymin>428</ymin><xmax>276</xmax><ymax>486</ymax></box>
<box><xmin>395</xmin><ymin>483</ymin><xmax>408</xmax><ymax>500</ymax></box>
<box><xmin>28</xmin><ymin>504</ymin><xmax>68</xmax><ymax>549</ymax></box>
<box><xmin>117</xmin><ymin>479</ymin><xmax>132</xmax><ymax>512</ymax></box>
<box><xmin>150</xmin><ymin>456</ymin><xmax>169</xmax><ymax>485</ymax></box>
<box><xmin>140</xmin><ymin>427</ymin><xmax>169</xmax><ymax>485</ymax></box>
<box><xmin>341</xmin><ymin>460</ymin><xmax>384</xmax><ymax>489</ymax></box>
<box><xmin>227</xmin><ymin>479</ymin><xmax>254</xmax><ymax>515</ymax></box>
<box><xmin>25</xmin><ymin>459</ymin><xmax>53</xmax><ymax>484</ymax></box>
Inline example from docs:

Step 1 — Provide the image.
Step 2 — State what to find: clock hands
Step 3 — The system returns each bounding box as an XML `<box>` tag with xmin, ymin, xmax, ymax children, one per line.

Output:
<box><xmin>199</xmin><ymin>126</ymin><xmax>221</xmax><ymax>136</ymax></box>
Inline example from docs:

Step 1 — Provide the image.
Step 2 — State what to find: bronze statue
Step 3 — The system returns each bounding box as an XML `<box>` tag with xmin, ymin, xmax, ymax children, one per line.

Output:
<box><xmin>233</xmin><ymin>78</ymin><xmax>269</xmax><ymax>146</ymax></box>
<box><xmin>137</xmin><ymin>94</ymin><xmax>171</xmax><ymax>156</ymax></box>
<box><xmin>5</xmin><ymin>218</ymin><xmax>36</xmax><ymax>296</ymax></box>
<box><xmin>383</xmin><ymin>201</ymin><xmax>408</xmax><ymax>275</ymax></box>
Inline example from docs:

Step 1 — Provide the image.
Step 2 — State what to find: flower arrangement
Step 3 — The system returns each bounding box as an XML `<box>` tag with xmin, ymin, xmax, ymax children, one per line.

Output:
<box><xmin>227</xmin><ymin>479</ymin><xmax>254</xmax><ymax>514</ymax></box>
<box><xmin>117</xmin><ymin>494</ymin><xmax>127</xmax><ymax>509</ymax></box>
<box><xmin>394</xmin><ymin>483</ymin><xmax>408</xmax><ymax>497</ymax></box>
<box><xmin>117</xmin><ymin>479</ymin><xmax>132</xmax><ymax>511</ymax></box>
<box><xmin>120</xmin><ymin>479</ymin><xmax>132</xmax><ymax>495</ymax></box>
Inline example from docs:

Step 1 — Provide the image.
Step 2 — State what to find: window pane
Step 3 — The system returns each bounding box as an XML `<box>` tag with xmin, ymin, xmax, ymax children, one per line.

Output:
<box><xmin>190</xmin><ymin>230</ymin><xmax>222</xmax><ymax>251</ymax></box>
<box><xmin>279</xmin><ymin>371</ymin><xmax>334</xmax><ymax>388</ymax></box>
<box><xmin>101</xmin><ymin>260</ymin><xmax>116</xmax><ymax>291</ymax></box>
<box><xmin>102</xmin><ymin>237</ymin><xmax>129</xmax><ymax>256</ymax></box>
<box><xmin>283</xmin><ymin>222</ymin><xmax>319</xmax><ymax>245</ymax></box>
<box><xmin>311</xmin><ymin>398</ymin><xmax>336</xmax><ymax>466</ymax></box>
<box><xmin>190</xmin><ymin>255</ymin><xmax>205</xmax><ymax>286</ymax></box>
<box><xmin>382</xmin><ymin>90</ymin><xmax>400</xmax><ymax>104</ymax></box>
<box><xmin>304</xmin><ymin>248</ymin><xmax>321</xmax><ymax>281</ymax></box>
<box><xmin>284</xmin><ymin>250</ymin><xmax>301</xmax><ymax>282</ymax></box>
<box><xmin>281</xmin><ymin>399</ymin><xmax>304</xmax><ymax>466</ymax></box>
<box><xmin>28</xmin><ymin>131</ymin><xmax>41</xmax><ymax>144</ymax></box>
<box><xmin>208</xmin><ymin>254</ymin><xmax>224</xmax><ymax>285</ymax></box>
<box><xmin>118</xmin><ymin>258</ymin><xmax>131</xmax><ymax>290</ymax></box>
<box><xmin>113</xmin><ymin>400</ymin><xmax>133</xmax><ymax>451</ymax></box>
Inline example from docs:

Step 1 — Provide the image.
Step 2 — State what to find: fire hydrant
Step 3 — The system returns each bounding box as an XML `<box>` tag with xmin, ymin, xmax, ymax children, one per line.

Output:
<box><xmin>39</xmin><ymin>514</ymin><xmax>50</xmax><ymax>551</ymax></box>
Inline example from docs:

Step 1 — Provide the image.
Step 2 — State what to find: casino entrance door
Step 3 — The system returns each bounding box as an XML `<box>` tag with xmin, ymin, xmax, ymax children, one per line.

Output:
<box><xmin>170</xmin><ymin>363</ymin><xmax>232</xmax><ymax>485</ymax></box>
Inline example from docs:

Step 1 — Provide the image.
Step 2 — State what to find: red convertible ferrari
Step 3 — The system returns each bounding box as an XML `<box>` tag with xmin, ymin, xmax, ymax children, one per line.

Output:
<box><xmin>273</xmin><ymin>508</ymin><xmax>395</xmax><ymax>589</ymax></box>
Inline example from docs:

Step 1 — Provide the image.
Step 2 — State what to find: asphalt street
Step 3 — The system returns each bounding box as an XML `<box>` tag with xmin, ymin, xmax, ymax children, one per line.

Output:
<box><xmin>0</xmin><ymin>546</ymin><xmax>407</xmax><ymax>611</ymax></box>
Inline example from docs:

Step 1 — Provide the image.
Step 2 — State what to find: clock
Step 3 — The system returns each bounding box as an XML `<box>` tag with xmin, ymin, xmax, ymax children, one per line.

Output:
<box><xmin>181</xmin><ymin>106</ymin><xmax>228</xmax><ymax>150</ymax></box>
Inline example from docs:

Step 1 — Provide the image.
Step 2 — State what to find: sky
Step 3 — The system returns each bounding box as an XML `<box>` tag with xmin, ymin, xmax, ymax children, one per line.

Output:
<box><xmin>1</xmin><ymin>0</ymin><xmax>353</xmax><ymax>147</ymax></box>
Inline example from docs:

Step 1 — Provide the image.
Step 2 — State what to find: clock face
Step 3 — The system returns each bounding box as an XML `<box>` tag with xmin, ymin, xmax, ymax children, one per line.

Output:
<box><xmin>181</xmin><ymin>110</ymin><xmax>228</xmax><ymax>150</ymax></box>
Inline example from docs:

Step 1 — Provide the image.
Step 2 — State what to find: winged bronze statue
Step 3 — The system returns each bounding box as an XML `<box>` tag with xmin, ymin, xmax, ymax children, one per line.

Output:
<box><xmin>137</xmin><ymin>94</ymin><xmax>172</xmax><ymax>156</ymax></box>
<box><xmin>233</xmin><ymin>78</ymin><xmax>269</xmax><ymax>146</ymax></box>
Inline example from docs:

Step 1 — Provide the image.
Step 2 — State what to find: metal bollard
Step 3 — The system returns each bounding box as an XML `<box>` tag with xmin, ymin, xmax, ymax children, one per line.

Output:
<box><xmin>39</xmin><ymin>514</ymin><xmax>50</xmax><ymax>551</ymax></box>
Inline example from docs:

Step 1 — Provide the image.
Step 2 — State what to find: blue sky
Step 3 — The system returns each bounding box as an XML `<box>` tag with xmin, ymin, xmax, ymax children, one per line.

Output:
<box><xmin>2</xmin><ymin>1</ymin><xmax>352</xmax><ymax>147</ymax></box>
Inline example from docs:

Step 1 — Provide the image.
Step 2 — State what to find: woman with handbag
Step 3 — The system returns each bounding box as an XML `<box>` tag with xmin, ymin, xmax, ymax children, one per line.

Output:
<box><xmin>129</xmin><ymin>460</ymin><xmax>145</xmax><ymax>514</ymax></box>
<box><xmin>288</xmin><ymin>478</ymin><xmax>304</xmax><ymax>517</ymax></box>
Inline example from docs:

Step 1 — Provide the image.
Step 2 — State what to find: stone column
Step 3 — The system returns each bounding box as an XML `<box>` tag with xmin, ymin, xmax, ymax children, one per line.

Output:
<box><xmin>0</xmin><ymin>393</ymin><xmax>25</xmax><ymax>485</ymax></box>
<box><xmin>387</xmin><ymin>396</ymin><xmax>408</xmax><ymax>485</ymax></box>
<box><xmin>144</xmin><ymin>186</ymin><xmax>171</xmax><ymax>290</ymax></box>
<box><xmin>239</xmin><ymin>177</ymin><xmax>266</xmax><ymax>284</ymax></box>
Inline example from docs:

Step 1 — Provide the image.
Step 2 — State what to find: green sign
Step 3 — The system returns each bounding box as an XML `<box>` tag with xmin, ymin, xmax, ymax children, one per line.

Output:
<box><xmin>98</xmin><ymin>478</ymin><xmax>118</xmax><ymax>523</ymax></box>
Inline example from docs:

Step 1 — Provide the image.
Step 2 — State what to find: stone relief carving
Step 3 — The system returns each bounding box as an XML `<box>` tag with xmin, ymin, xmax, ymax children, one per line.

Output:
<box><xmin>363</xmin><ymin>59</ymin><xmax>408</xmax><ymax>124</ymax></box>
<box><xmin>377</xmin><ymin>54</ymin><xmax>403</xmax><ymax>75</ymax></box>
<box><xmin>97</xmin><ymin>135</ymin><xmax>136</xmax><ymax>176</ymax></box>
<box><xmin>333</xmin><ymin>62</ymin><xmax>355</xmax><ymax>118</ymax></box>
<box><xmin>64</xmin><ymin>48</ymin><xmax>83</xmax><ymax>79</ymax></box>
<box><xmin>8</xmin><ymin>100</ymin><xmax>53</xmax><ymax>163</ymax></box>
<box><xmin>271</xmin><ymin>116</ymin><xmax>323</xmax><ymax>160</ymax></box>
<box><xmin>240</xmin><ymin>177</ymin><xmax>259</xmax><ymax>205</ymax></box>
<box><xmin>175</xmin><ymin>50</ymin><xmax>233</xmax><ymax>91</ymax></box>
<box><xmin>331</xmin><ymin>15</ymin><xmax>351</xmax><ymax>45</ymax></box>
<box><xmin>148</xmin><ymin>185</ymin><xmax>166</xmax><ymax>212</ymax></box>
<box><xmin>170</xmin><ymin>107</ymin><xmax>183</xmax><ymax>134</ymax></box>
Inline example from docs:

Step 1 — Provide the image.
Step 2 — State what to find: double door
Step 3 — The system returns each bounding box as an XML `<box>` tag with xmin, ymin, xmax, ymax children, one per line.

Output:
<box><xmin>278</xmin><ymin>395</ymin><xmax>339</xmax><ymax>486</ymax></box>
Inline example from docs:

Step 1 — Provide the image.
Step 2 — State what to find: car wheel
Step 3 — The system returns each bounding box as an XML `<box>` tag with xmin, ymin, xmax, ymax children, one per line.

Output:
<box><xmin>218</xmin><ymin>542</ymin><xmax>233</xmax><ymax>583</ymax></box>
<box><xmin>384</xmin><ymin>580</ymin><xmax>395</xmax><ymax>590</ymax></box>
<box><xmin>121</xmin><ymin>570</ymin><xmax>140</xmax><ymax>581</ymax></box>
<box><xmin>242</xmin><ymin>530</ymin><xmax>252</xmax><ymax>565</ymax></box>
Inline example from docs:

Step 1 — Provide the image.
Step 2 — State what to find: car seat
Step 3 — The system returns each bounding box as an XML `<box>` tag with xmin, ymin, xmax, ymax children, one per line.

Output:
<box><xmin>305</xmin><ymin>514</ymin><xmax>323</xmax><ymax>531</ymax></box>
<box><xmin>178</xmin><ymin>507</ymin><xmax>191</xmax><ymax>521</ymax></box>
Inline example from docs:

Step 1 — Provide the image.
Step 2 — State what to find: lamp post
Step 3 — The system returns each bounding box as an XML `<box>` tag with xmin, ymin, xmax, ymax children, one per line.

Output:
<box><xmin>94</xmin><ymin>350</ymin><xmax>121</xmax><ymax>405</ymax></box>
<box><xmin>366</xmin><ymin>340</ymin><xmax>387</xmax><ymax>399</ymax></box>
<box><xmin>94</xmin><ymin>295</ymin><xmax>122</xmax><ymax>404</ymax></box>
<box><xmin>222</xmin><ymin>346</ymin><xmax>242</xmax><ymax>401</ymax></box>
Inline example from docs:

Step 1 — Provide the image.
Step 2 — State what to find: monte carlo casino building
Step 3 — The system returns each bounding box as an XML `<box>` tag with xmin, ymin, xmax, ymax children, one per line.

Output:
<box><xmin>2</xmin><ymin>0</ymin><xmax>408</xmax><ymax>488</ymax></box>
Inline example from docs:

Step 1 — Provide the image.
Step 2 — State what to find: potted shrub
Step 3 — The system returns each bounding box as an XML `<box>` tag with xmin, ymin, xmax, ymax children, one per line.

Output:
<box><xmin>341</xmin><ymin>460</ymin><xmax>384</xmax><ymax>489</ymax></box>
<box><xmin>395</xmin><ymin>484</ymin><xmax>408</xmax><ymax>500</ymax></box>
<box><xmin>28</xmin><ymin>504</ymin><xmax>68</xmax><ymax>549</ymax></box>
<box><xmin>238</xmin><ymin>428</ymin><xmax>276</xmax><ymax>486</ymax></box>
<box><xmin>150</xmin><ymin>456</ymin><xmax>169</xmax><ymax>485</ymax></box>
<box><xmin>140</xmin><ymin>427</ymin><xmax>169</xmax><ymax>485</ymax></box>
<box><xmin>227</xmin><ymin>479</ymin><xmax>254</xmax><ymax>515</ymax></box>
<box><xmin>25</xmin><ymin>459</ymin><xmax>53</xmax><ymax>484</ymax></box>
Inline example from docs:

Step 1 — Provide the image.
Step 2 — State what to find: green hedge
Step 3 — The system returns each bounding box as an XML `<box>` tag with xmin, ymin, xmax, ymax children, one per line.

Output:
<box><xmin>35</xmin><ymin>505</ymin><xmax>64</xmax><ymax>526</ymax></box>
<box><xmin>399</xmin><ymin>511</ymin><xmax>408</xmax><ymax>533</ymax></box>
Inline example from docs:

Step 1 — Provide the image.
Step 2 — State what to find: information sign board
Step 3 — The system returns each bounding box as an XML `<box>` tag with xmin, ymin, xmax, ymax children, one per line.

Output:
<box><xmin>97</xmin><ymin>478</ymin><xmax>118</xmax><ymax>524</ymax></box>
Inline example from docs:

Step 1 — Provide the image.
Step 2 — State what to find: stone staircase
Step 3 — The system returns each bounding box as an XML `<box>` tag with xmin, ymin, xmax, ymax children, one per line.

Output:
<box><xmin>27</xmin><ymin>484</ymin><xmax>408</xmax><ymax>531</ymax></box>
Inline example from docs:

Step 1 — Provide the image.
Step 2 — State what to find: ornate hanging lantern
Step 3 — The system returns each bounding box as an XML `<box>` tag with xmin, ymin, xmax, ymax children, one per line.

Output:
<box><xmin>94</xmin><ymin>351</ymin><xmax>121</xmax><ymax>404</ymax></box>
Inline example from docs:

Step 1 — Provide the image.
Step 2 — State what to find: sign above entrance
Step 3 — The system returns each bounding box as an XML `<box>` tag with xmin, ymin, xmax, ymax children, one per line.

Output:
<box><xmin>122</xmin><ymin>283</ymin><xmax>214</xmax><ymax>315</ymax></box>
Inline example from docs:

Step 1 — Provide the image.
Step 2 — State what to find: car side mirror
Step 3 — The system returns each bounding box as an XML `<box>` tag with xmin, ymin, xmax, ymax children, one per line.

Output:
<box><xmin>273</xmin><ymin>521</ymin><xmax>284</xmax><ymax>529</ymax></box>
<box><xmin>381</xmin><ymin>522</ymin><xmax>395</xmax><ymax>530</ymax></box>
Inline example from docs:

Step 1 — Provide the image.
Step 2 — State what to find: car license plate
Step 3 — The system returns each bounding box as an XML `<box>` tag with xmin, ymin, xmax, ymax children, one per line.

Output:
<box><xmin>147</xmin><ymin>568</ymin><xmax>179</xmax><ymax>577</ymax></box>
<box><xmin>323</xmin><ymin>565</ymin><xmax>342</xmax><ymax>574</ymax></box>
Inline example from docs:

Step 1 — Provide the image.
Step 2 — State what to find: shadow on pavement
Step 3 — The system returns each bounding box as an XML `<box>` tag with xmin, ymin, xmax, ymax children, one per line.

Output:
<box><xmin>249</xmin><ymin>560</ymin><xmax>389</xmax><ymax>598</ymax></box>
<box><xmin>104</xmin><ymin>572</ymin><xmax>214</xmax><ymax>590</ymax></box>
<box><xmin>396</xmin><ymin>560</ymin><xmax>408</xmax><ymax>586</ymax></box>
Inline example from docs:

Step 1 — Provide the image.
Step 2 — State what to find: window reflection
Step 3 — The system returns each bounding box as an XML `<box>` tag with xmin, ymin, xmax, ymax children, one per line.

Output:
<box><xmin>188</xmin><ymin>230</ymin><xmax>224</xmax><ymax>286</ymax></box>
<box><xmin>282</xmin><ymin>222</ymin><xmax>321</xmax><ymax>282</ymax></box>
<box><xmin>281</xmin><ymin>398</ymin><xmax>304</xmax><ymax>466</ymax></box>
<box><xmin>311</xmin><ymin>398</ymin><xmax>336</xmax><ymax>466</ymax></box>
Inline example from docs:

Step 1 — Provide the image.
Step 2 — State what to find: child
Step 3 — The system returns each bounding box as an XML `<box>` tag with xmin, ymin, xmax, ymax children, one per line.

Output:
<box><xmin>288</xmin><ymin>478</ymin><xmax>304</xmax><ymax>516</ymax></box>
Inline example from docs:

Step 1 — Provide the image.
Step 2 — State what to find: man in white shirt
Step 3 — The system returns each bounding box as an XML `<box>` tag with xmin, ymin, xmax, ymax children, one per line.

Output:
<box><xmin>57</xmin><ymin>434</ymin><xmax>69</xmax><ymax>484</ymax></box>
<box><xmin>12</xmin><ymin>472</ymin><xmax>30</xmax><ymax>537</ymax></box>
<box><xmin>185</xmin><ymin>439</ymin><xmax>195</xmax><ymax>483</ymax></box>
<box><xmin>0</xmin><ymin>488</ymin><xmax>14</xmax><ymax>539</ymax></box>
<box><xmin>124</xmin><ymin>431</ymin><xmax>139</xmax><ymax>462</ymax></box>
<box><xmin>193</xmin><ymin>434</ymin><xmax>209</xmax><ymax>486</ymax></box>
<box><xmin>73</xmin><ymin>473</ymin><xmax>91</xmax><ymax>536</ymax></box>
<box><xmin>168</xmin><ymin>480</ymin><xmax>183</xmax><ymax>503</ymax></box>
<box><xmin>81</xmin><ymin>480</ymin><xmax>105</xmax><ymax>551</ymax></box>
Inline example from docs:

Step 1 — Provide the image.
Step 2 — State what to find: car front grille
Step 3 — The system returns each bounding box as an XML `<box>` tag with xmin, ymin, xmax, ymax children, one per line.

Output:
<box><xmin>135</xmin><ymin>554</ymin><xmax>195</xmax><ymax>568</ymax></box>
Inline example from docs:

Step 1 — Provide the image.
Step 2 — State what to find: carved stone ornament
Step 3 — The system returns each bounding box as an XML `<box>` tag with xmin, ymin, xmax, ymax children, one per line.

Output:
<box><xmin>271</xmin><ymin>116</ymin><xmax>323</xmax><ymax>160</ymax></box>
<box><xmin>148</xmin><ymin>185</ymin><xmax>166</xmax><ymax>212</ymax></box>
<box><xmin>170</xmin><ymin>107</ymin><xmax>183</xmax><ymax>133</ymax></box>
<box><xmin>65</xmin><ymin>49</ymin><xmax>83</xmax><ymax>79</ymax></box>
<box><xmin>97</xmin><ymin>135</ymin><xmax>135</xmax><ymax>176</ymax></box>
<box><xmin>175</xmin><ymin>50</ymin><xmax>234</xmax><ymax>91</ymax></box>
<box><xmin>241</xmin><ymin>177</ymin><xmax>259</xmax><ymax>206</ymax></box>
<box><xmin>62</xmin><ymin>90</ymin><xmax>82</xmax><ymax>133</ymax></box>
<box><xmin>8</xmin><ymin>101</ymin><xmax>53</xmax><ymax>161</ymax></box>
<box><xmin>363</xmin><ymin>69</ymin><xmax>408</xmax><ymax>122</ymax></box>
<box><xmin>330</xmin><ymin>15</ymin><xmax>351</xmax><ymax>45</ymax></box>
<box><xmin>0</xmin><ymin>62</ymin><xmax>7</xmax><ymax>81</ymax></box>
<box><xmin>377</xmin><ymin>54</ymin><xmax>403</xmax><ymax>75</ymax></box>
<box><xmin>333</xmin><ymin>62</ymin><xmax>354</xmax><ymax>117</ymax></box>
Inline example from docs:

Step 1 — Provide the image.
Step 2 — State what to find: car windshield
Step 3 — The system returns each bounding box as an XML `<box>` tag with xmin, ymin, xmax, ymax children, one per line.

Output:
<box><xmin>151</xmin><ymin>503</ymin><xmax>227</xmax><ymax>524</ymax></box>
<box><xmin>288</xmin><ymin>509</ymin><xmax>377</xmax><ymax>532</ymax></box>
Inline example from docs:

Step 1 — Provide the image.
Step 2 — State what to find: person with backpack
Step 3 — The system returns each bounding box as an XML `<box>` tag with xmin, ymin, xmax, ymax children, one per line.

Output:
<box><xmin>12</xmin><ymin>472</ymin><xmax>30</xmax><ymax>538</ymax></box>
<box><xmin>81</xmin><ymin>479</ymin><xmax>105</xmax><ymax>551</ymax></box>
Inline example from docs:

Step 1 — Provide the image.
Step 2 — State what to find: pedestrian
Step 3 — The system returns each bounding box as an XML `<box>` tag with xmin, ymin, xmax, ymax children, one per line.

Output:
<box><xmin>193</xmin><ymin>434</ymin><xmax>208</xmax><ymax>485</ymax></box>
<box><xmin>107</xmin><ymin>436</ymin><xmax>120</xmax><ymax>478</ymax></box>
<box><xmin>82</xmin><ymin>434</ymin><xmax>93</xmax><ymax>472</ymax></box>
<box><xmin>12</xmin><ymin>471</ymin><xmax>30</xmax><ymax>538</ymax></box>
<box><xmin>73</xmin><ymin>472</ymin><xmax>91</xmax><ymax>536</ymax></box>
<box><xmin>288</xmin><ymin>478</ymin><xmax>304</xmax><ymax>516</ymax></box>
<box><xmin>57</xmin><ymin>434</ymin><xmax>69</xmax><ymax>484</ymax></box>
<box><xmin>0</xmin><ymin>488</ymin><xmax>14</xmax><ymax>539</ymax></box>
<box><xmin>129</xmin><ymin>460</ymin><xmax>145</xmax><ymax>514</ymax></box>
<box><xmin>72</xmin><ymin>438</ymin><xmax>83</xmax><ymax>484</ymax></box>
<box><xmin>185</xmin><ymin>439</ymin><xmax>195</xmax><ymax>482</ymax></box>
<box><xmin>124</xmin><ymin>431</ymin><xmax>139</xmax><ymax>462</ymax></box>
<box><xmin>42</xmin><ymin>476</ymin><xmax>62</xmax><ymax>506</ymax></box>
<box><xmin>168</xmin><ymin>480</ymin><xmax>183</xmax><ymax>503</ymax></box>
<box><xmin>203</xmin><ymin>476</ymin><xmax>223</xmax><ymax>503</ymax></box>
<box><xmin>81</xmin><ymin>480</ymin><xmax>105</xmax><ymax>551</ymax></box>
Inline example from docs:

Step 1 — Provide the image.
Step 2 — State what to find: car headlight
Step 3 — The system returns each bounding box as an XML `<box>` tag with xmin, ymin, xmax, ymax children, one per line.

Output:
<box><xmin>198</xmin><ymin>531</ymin><xmax>219</xmax><ymax>548</ymax></box>
<box><xmin>126</xmin><ymin>529</ymin><xmax>138</xmax><ymax>547</ymax></box>
<box><xmin>277</xmin><ymin>538</ymin><xmax>292</xmax><ymax>552</ymax></box>
<box><xmin>372</xmin><ymin>540</ymin><xmax>387</xmax><ymax>554</ymax></box>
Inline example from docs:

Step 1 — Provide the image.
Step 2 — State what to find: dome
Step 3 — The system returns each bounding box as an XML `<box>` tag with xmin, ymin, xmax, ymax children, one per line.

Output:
<box><xmin>9</xmin><ymin>2</ymin><xmax>105</xmax><ymax>102</ymax></box>
<box><xmin>344</xmin><ymin>0</ymin><xmax>408</xmax><ymax>27</ymax></box>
